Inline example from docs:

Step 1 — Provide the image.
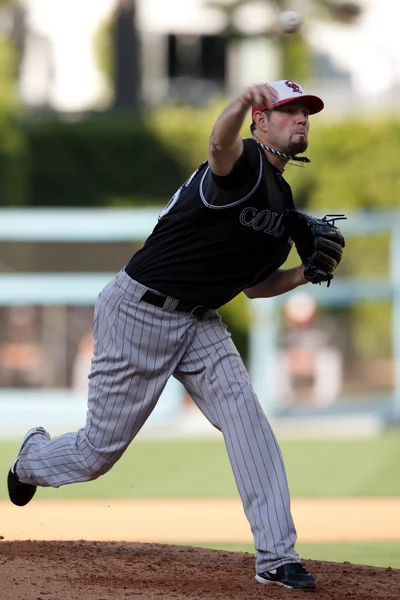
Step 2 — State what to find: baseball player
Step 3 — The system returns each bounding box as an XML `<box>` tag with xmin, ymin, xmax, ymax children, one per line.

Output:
<box><xmin>8</xmin><ymin>80</ymin><xmax>345</xmax><ymax>592</ymax></box>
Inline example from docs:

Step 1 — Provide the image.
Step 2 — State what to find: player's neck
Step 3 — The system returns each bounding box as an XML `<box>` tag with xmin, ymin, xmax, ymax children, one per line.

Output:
<box><xmin>265</xmin><ymin>151</ymin><xmax>287</xmax><ymax>172</ymax></box>
<box><xmin>252</xmin><ymin>135</ymin><xmax>288</xmax><ymax>171</ymax></box>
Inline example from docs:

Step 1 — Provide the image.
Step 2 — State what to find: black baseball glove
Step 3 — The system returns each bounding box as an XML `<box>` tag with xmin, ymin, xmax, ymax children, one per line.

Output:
<box><xmin>285</xmin><ymin>210</ymin><xmax>346</xmax><ymax>286</ymax></box>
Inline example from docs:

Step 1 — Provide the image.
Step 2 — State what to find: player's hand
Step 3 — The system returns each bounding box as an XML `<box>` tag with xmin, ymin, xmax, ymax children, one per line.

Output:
<box><xmin>239</xmin><ymin>84</ymin><xmax>278</xmax><ymax>110</ymax></box>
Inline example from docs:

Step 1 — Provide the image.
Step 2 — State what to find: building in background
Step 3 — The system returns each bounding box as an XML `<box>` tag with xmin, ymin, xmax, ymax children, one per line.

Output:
<box><xmin>8</xmin><ymin>0</ymin><xmax>400</xmax><ymax>115</ymax></box>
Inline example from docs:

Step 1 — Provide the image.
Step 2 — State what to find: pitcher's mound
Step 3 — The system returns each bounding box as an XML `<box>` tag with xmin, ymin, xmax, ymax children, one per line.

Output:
<box><xmin>0</xmin><ymin>540</ymin><xmax>399</xmax><ymax>599</ymax></box>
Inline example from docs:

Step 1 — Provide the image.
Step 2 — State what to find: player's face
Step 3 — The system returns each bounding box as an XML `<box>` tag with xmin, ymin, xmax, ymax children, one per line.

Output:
<box><xmin>266</xmin><ymin>101</ymin><xmax>310</xmax><ymax>155</ymax></box>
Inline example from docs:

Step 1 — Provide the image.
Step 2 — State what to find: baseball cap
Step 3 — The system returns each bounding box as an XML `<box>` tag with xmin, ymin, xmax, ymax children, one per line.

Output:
<box><xmin>251</xmin><ymin>80</ymin><xmax>324</xmax><ymax>120</ymax></box>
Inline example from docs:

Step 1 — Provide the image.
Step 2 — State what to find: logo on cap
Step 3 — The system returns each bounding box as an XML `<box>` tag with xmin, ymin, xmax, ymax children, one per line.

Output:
<box><xmin>285</xmin><ymin>80</ymin><xmax>302</xmax><ymax>94</ymax></box>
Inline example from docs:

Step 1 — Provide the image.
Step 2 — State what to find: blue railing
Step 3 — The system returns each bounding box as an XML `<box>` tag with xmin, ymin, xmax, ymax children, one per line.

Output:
<box><xmin>0</xmin><ymin>207</ymin><xmax>399</xmax><ymax>422</ymax></box>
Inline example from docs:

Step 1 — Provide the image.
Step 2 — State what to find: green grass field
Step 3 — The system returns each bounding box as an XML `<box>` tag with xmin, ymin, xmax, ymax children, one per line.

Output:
<box><xmin>201</xmin><ymin>542</ymin><xmax>400</xmax><ymax>569</ymax></box>
<box><xmin>1</xmin><ymin>433</ymin><xmax>399</xmax><ymax>499</ymax></box>
<box><xmin>2</xmin><ymin>433</ymin><xmax>400</xmax><ymax>568</ymax></box>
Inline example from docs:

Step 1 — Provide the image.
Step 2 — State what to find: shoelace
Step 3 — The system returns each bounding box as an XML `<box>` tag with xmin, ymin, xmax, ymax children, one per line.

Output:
<box><xmin>322</xmin><ymin>214</ymin><xmax>347</xmax><ymax>226</ymax></box>
<box><xmin>287</xmin><ymin>563</ymin><xmax>310</xmax><ymax>574</ymax></box>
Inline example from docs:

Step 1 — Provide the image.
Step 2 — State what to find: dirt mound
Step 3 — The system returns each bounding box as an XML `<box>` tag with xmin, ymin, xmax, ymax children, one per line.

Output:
<box><xmin>0</xmin><ymin>541</ymin><xmax>399</xmax><ymax>599</ymax></box>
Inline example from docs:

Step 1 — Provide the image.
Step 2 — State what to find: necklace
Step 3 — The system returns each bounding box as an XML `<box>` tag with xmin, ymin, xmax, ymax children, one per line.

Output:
<box><xmin>255</xmin><ymin>141</ymin><xmax>310</xmax><ymax>164</ymax></box>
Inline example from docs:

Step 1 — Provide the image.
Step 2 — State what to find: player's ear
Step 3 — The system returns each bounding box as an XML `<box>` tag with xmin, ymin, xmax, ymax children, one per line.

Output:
<box><xmin>254</xmin><ymin>110</ymin><xmax>269</xmax><ymax>133</ymax></box>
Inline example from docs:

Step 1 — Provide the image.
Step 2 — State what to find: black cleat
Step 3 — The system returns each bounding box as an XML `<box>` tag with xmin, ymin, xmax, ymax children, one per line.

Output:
<box><xmin>256</xmin><ymin>562</ymin><xmax>316</xmax><ymax>591</ymax></box>
<box><xmin>8</xmin><ymin>427</ymin><xmax>50</xmax><ymax>507</ymax></box>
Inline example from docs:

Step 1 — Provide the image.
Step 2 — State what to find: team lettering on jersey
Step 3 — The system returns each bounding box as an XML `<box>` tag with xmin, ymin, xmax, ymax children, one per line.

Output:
<box><xmin>239</xmin><ymin>208</ymin><xmax>286</xmax><ymax>237</ymax></box>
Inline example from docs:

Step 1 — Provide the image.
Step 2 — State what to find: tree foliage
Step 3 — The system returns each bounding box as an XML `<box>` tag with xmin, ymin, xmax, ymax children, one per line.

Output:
<box><xmin>94</xmin><ymin>11</ymin><xmax>115</xmax><ymax>90</ymax></box>
<box><xmin>0</xmin><ymin>1</ymin><xmax>27</xmax><ymax>206</ymax></box>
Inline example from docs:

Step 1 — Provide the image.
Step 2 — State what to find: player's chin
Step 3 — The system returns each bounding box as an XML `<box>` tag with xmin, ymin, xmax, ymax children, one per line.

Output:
<box><xmin>288</xmin><ymin>137</ymin><xmax>308</xmax><ymax>155</ymax></box>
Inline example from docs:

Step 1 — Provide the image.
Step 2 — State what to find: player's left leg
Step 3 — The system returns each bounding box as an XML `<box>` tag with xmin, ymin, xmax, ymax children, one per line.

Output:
<box><xmin>7</xmin><ymin>271</ymin><xmax>194</xmax><ymax>504</ymax></box>
<box><xmin>175</xmin><ymin>312</ymin><xmax>315</xmax><ymax>590</ymax></box>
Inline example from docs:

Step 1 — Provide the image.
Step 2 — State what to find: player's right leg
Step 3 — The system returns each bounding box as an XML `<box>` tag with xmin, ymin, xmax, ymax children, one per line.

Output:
<box><xmin>175</xmin><ymin>313</ymin><xmax>316</xmax><ymax>591</ymax></box>
<box><xmin>7</xmin><ymin>270</ymin><xmax>192</xmax><ymax>504</ymax></box>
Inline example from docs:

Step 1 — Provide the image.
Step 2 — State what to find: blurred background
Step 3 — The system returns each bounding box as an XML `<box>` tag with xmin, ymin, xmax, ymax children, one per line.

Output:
<box><xmin>1</xmin><ymin>0</ymin><xmax>400</xmax><ymax>432</ymax></box>
<box><xmin>1</xmin><ymin>0</ymin><xmax>400</xmax><ymax>568</ymax></box>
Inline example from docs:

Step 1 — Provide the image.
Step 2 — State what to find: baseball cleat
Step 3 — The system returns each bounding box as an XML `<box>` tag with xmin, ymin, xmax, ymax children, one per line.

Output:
<box><xmin>255</xmin><ymin>562</ymin><xmax>316</xmax><ymax>591</ymax></box>
<box><xmin>7</xmin><ymin>427</ymin><xmax>50</xmax><ymax>507</ymax></box>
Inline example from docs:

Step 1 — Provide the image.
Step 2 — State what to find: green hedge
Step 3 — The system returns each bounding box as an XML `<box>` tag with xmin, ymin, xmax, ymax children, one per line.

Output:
<box><xmin>21</xmin><ymin>114</ymin><xmax>190</xmax><ymax>207</ymax></box>
<box><xmin>1</xmin><ymin>98</ymin><xmax>400</xmax><ymax>210</ymax></box>
<box><xmin>10</xmin><ymin>107</ymin><xmax>400</xmax><ymax>212</ymax></box>
<box><xmin>1</xmin><ymin>106</ymin><xmax>399</xmax><ymax>361</ymax></box>
<box><xmin>2</xmin><ymin>104</ymin><xmax>216</xmax><ymax>207</ymax></box>
<box><xmin>0</xmin><ymin>113</ymin><xmax>26</xmax><ymax>206</ymax></box>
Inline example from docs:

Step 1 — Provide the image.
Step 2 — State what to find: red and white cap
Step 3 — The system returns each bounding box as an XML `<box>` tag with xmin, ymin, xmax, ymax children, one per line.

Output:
<box><xmin>251</xmin><ymin>80</ymin><xmax>324</xmax><ymax>120</ymax></box>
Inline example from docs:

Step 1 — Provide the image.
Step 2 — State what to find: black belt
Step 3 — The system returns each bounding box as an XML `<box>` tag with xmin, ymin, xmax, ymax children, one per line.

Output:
<box><xmin>141</xmin><ymin>289</ymin><xmax>210</xmax><ymax>319</ymax></box>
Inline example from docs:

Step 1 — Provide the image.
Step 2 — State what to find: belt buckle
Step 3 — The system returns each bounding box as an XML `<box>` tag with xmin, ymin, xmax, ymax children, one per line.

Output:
<box><xmin>191</xmin><ymin>305</ymin><xmax>206</xmax><ymax>318</ymax></box>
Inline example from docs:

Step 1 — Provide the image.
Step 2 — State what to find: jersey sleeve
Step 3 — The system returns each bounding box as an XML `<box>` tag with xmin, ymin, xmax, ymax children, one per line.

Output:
<box><xmin>200</xmin><ymin>139</ymin><xmax>263</xmax><ymax>209</ymax></box>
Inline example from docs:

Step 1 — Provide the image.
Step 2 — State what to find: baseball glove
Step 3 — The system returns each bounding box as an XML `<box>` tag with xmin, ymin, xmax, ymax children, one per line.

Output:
<box><xmin>285</xmin><ymin>210</ymin><xmax>346</xmax><ymax>286</ymax></box>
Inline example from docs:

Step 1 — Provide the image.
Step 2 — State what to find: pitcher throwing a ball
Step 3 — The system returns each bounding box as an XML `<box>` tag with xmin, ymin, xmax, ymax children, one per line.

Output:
<box><xmin>8</xmin><ymin>79</ymin><xmax>345</xmax><ymax>592</ymax></box>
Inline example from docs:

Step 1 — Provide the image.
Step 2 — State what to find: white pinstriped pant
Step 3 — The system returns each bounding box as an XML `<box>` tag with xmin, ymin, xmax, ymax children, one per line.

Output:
<box><xmin>16</xmin><ymin>269</ymin><xmax>299</xmax><ymax>572</ymax></box>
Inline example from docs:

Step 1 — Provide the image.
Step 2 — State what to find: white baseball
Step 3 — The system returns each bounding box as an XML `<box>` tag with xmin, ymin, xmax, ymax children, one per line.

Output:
<box><xmin>277</xmin><ymin>10</ymin><xmax>302</xmax><ymax>33</ymax></box>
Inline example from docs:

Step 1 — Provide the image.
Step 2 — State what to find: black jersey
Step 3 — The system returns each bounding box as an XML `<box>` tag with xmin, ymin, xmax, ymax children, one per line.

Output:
<box><xmin>126</xmin><ymin>138</ymin><xmax>295</xmax><ymax>308</ymax></box>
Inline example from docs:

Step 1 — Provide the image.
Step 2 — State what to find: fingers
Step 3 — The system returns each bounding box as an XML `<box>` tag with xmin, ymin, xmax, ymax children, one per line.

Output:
<box><xmin>240</xmin><ymin>84</ymin><xmax>278</xmax><ymax>109</ymax></box>
<box><xmin>337</xmin><ymin>231</ymin><xmax>345</xmax><ymax>248</ymax></box>
<box><xmin>315</xmin><ymin>239</ymin><xmax>344</xmax><ymax>264</ymax></box>
<box><xmin>315</xmin><ymin>225</ymin><xmax>346</xmax><ymax>248</ymax></box>
<box><xmin>322</xmin><ymin>228</ymin><xmax>346</xmax><ymax>248</ymax></box>
<box><xmin>313</xmin><ymin>252</ymin><xmax>339</xmax><ymax>271</ymax></box>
